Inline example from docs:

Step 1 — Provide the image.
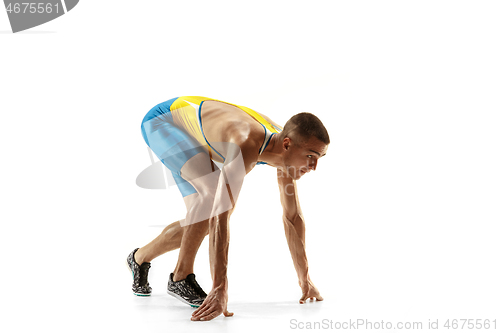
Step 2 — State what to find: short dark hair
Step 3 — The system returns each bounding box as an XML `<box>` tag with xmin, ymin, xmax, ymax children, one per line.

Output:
<box><xmin>281</xmin><ymin>112</ymin><xmax>330</xmax><ymax>145</ymax></box>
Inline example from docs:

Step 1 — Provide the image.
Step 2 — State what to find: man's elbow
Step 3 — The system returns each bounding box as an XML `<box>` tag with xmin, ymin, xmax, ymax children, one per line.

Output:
<box><xmin>283</xmin><ymin>213</ymin><xmax>305</xmax><ymax>228</ymax></box>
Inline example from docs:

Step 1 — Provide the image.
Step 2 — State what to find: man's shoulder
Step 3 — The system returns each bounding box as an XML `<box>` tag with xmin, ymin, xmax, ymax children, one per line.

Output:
<box><xmin>222</xmin><ymin>126</ymin><xmax>261</xmax><ymax>171</ymax></box>
<box><xmin>231</xmin><ymin>129</ymin><xmax>262</xmax><ymax>156</ymax></box>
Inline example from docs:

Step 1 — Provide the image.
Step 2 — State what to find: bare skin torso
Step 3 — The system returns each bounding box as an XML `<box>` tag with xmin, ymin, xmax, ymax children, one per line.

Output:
<box><xmin>200</xmin><ymin>100</ymin><xmax>281</xmax><ymax>166</ymax></box>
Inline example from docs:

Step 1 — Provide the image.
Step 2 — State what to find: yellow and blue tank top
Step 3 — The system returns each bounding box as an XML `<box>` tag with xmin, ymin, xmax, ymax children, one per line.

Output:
<box><xmin>168</xmin><ymin>96</ymin><xmax>282</xmax><ymax>163</ymax></box>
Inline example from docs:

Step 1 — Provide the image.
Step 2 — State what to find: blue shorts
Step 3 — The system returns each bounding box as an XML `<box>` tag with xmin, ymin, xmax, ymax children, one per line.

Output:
<box><xmin>140</xmin><ymin>97</ymin><xmax>205</xmax><ymax>197</ymax></box>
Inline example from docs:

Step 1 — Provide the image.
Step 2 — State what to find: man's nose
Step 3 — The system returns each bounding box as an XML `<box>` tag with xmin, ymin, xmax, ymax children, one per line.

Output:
<box><xmin>308</xmin><ymin>160</ymin><xmax>317</xmax><ymax>171</ymax></box>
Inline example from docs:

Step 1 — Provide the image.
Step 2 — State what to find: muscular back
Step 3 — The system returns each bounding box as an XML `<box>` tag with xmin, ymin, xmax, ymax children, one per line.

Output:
<box><xmin>201</xmin><ymin>100</ymin><xmax>267</xmax><ymax>165</ymax></box>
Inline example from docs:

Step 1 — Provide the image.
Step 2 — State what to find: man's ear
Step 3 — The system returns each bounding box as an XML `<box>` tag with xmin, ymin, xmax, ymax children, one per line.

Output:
<box><xmin>283</xmin><ymin>137</ymin><xmax>292</xmax><ymax>150</ymax></box>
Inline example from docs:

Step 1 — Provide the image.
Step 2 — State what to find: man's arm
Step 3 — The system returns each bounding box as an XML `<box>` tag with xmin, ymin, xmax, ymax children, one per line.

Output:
<box><xmin>277</xmin><ymin>169</ymin><xmax>324</xmax><ymax>303</ymax></box>
<box><xmin>191</xmin><ymin>140</ymin><xmax>258</xmax><ymax>321</ymax></box>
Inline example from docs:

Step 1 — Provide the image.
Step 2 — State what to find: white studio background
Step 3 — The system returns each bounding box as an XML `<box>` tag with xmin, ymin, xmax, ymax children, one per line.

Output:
<box><xmin>1</xmin><ymin>1</ymin><xmax>499</xmax><ymax>332</ymax></box>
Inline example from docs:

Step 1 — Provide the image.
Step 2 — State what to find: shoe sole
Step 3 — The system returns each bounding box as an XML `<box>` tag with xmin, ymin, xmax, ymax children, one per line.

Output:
<box><xmin>126</xmin><ymin>260</ymin><xmax>151</xmax><ymax>297</ymax></box>
<box><xmin>167</xmin><ymin>290</ymin><xmax>201</xmax><ymax>308</ymax></box>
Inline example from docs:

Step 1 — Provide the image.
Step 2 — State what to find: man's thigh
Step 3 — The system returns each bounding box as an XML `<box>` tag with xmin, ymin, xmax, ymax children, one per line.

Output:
<box><xmin>142</xmin><ymin>110</ymin><xmax>209</xmax><ymax>197</ymax></box>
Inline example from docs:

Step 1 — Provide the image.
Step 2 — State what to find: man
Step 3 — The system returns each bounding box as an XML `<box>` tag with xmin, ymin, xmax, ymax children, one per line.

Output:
<box><xmin>127</xmin><ymin>96</ymin><xmax>329</xmax><ymax>321</ymax></box>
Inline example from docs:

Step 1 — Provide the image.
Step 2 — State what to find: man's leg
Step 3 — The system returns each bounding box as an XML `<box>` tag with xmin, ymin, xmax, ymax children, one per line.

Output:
<box><xmin>133</xmin><ymin>100</ymin><xmax>215</xmax><ymax>299</ymax></box>
<box><xmin>172</xmin><ymin>214</ymin><xmax>209</xmax><ymax>281</ymax></box>
<box><xmin>135</xmin><ymin>151</ymin><xmax>217</xmax><ymax>276</ymax></box>
<box><xmin>134</xmin><ymin>214</ymin><xmax>210</xmax><ymax>278</ymax></box>
<box><xmin>134</xmin><ymin>219</ymin><xmax>186</xmax><ymax>265</ymax></box>
<box><xmin>171</xmin><ymin>151</ymin><xmax>220</xmax><ymax>281</ymax></box>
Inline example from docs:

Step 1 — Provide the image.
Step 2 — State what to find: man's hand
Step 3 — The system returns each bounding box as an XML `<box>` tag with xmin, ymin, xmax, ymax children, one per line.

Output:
<box><xmin>299</xmin><ymin>279</ymin><xmax>324</xmax><ymax>304</ymax></box>
<box><xmin>191</xmin><ymin>289</ymin><xmax>234</xmax><ymax>321</ymax></box>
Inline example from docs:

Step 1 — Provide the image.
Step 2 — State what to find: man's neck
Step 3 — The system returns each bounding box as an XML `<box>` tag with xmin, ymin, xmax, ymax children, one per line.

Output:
<box><xmin>257</xmin><ymin>133</ymin><xmax>284</xmax><ymax>167</ymax></box>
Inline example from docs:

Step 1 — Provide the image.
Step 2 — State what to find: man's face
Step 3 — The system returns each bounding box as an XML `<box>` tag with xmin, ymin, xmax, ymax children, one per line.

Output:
<box><xmin>281</xmin><ymin>136</ymin><xmax>328</xmax><ymax>179</ymax></box>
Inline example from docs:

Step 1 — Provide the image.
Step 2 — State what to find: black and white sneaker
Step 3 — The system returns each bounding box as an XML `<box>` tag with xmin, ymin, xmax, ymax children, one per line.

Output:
<box><xmin>167</xmin><ymin>273</ymin><xmax>207</xmax><ymax>307</ymax></box>
<box><xmin>126</xmin><ymin>248</ymin><xmax>152</xmax><ymax>297</ymax></box>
